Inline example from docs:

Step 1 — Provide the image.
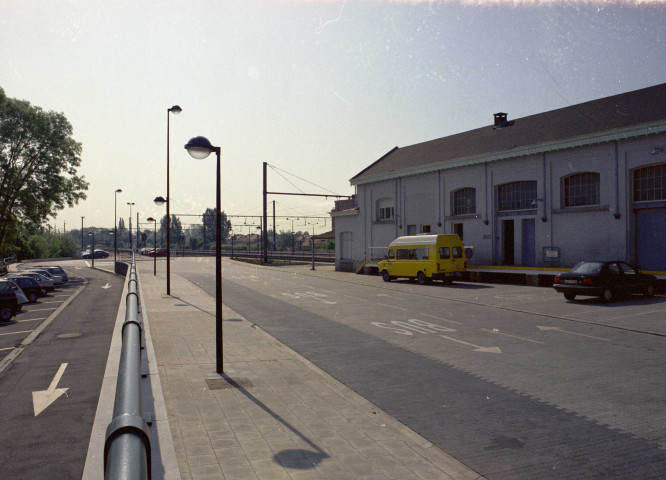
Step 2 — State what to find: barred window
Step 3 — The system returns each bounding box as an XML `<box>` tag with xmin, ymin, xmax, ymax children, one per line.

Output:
<box><xmin>497</xmin><ymin>181</ymin><xmax>537</xmax><ymax>211</ymax></box>
<box><xmin>563</xmin><ymin>172</ymin><xmax>600</xmax><ymax>207</ymax></box>
<box><xmin>633</xmin><ymin>164</ymin><xmax>665</xmax><ymax>202</ymax></box>
<box><xmin>452</xmin><ymin>188</ymin><xmax>476</xmax><ymax>215</ymax></box>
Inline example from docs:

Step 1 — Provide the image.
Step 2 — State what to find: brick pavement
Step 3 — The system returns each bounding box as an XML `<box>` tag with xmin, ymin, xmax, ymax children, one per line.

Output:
<box><xmin>137</xmin><ymin>265</ymin><xmax>485</xmax><ymax>480</ymax></box>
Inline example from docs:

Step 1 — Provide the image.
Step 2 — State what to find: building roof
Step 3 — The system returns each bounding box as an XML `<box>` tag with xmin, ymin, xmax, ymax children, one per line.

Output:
<box><xmin>351</xmin><ymin>83</ymin><xmax>666</xmax><ymax>185</ymax></box>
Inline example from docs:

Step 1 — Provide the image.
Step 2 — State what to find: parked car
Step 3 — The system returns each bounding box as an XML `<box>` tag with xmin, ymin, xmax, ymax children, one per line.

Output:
<box><xmin>83</xmin><ymin>249</ymin><xmax>110</xmax><ymax>259</ymax></box>
<box><xmin>14</xmin><ymin>272</ymin><xmax>56</xmax><ymax>291</ymax></box>
<box><xmin>3</xmin><ymin>280</ymin><xmax>28</xmax><ymax>311</ymax></box>
<box><xmin>33</xmin><ymin>266</ymin><xmax>69</xmax><ymax>282</ymax></box>
<box><xmin>0</xmin><ymin>281</ymin><xmax>19</xmax><ymax>321</ymax></box>
<box><xmin>151</xmin><ymin>248</ymin><xmax>167</xmax><ymax>257</ymax></box>
<box><xmin>553</xmin><ymin>261</ymin><xmax>657</xmax><ymax>302</ymax></box>
<box><xmin>5</xmin><ymin>275</ymin><xmax>45</xmax><ymax>301</ymax></box>
<box><xmin>26</xmin><ymin>268</ymin><xmax>63</xmax><ymax>285</ymax></box>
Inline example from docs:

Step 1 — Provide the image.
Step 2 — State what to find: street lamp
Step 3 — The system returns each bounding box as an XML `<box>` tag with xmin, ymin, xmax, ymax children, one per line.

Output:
<box><xmin>127</xmin><ymin>202</ymin><xmax>135</xmax><ymax>250</ymax></box>
<box><xmin>88</xmin><ymin>232</ymin><xmax>95</xmax><ymax>268</ymax></box>
<box><xmin>81</xmin><ymin>216</ymin><xmax>85</xmax><ymax>252</ymax></box>
<box><xmin>184</xmin><ymin>136</ymin><xmax>223</xmax><ymax>373</ymax></box>
<box><xmin>146</xmin><ymin>217</ymin><xmax>157</xmax><ymax>276</ymax></box>
<box><xmin>114</xmin><ymin>189</ymin><xmax>122</xmax><ymax>263</ymax></box>
<box><xmin>165</xmin><ymin>105</ymin><xmax>182</xmax><ymax>295</ymax></box>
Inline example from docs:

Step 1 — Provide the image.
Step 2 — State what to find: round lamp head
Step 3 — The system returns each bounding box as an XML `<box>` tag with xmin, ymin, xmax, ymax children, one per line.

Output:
<box><xmin>185</xmin><ymin>136</ymin><xmax>214</xmax><ymax>160</ymax></box>
<box><xmin>154</xmin><ymin>196</ymin><xmax>167</xmax><ymax>206</ymax></box>
<box><xmin>116</xmin><ymin>188</ymin><xmax>122</xmax><ymax>193</ymax></box>
<box><xmin>146</xmin><ymin>217</ymin><xmax>155</xmax><ymax>222</ymax></box>
<box><xmin>169</xmin><ymin>105</ymin><xmax>182</xmax><ymax>115</ymax></box>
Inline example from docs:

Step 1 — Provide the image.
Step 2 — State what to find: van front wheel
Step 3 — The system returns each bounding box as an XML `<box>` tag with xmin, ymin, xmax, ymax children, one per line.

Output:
<box><xmin>417</xmin><ymin>272</ymin><xmax>427</xmax><ymax>285</ymax></box>
<box><xmin>382</xmin><ymin>270</ymin><xmax>391</xmax><ymax>282</ymax></box>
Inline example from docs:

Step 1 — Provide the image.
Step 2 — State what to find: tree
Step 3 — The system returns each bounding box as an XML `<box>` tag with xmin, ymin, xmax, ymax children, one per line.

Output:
<box><xmin>159</xmin><ymin>214</ymin><xmax>183</xmax><ymax>247</ymax></box>
<box><xmin>0</xmin><ymin>88</ymin><xmax>88</xmax><ymax>255</ymax></box>
<box><xmin>202</xmin><ymin>208</ymin><xmax>231</xmax><ymax>244</ymax></box>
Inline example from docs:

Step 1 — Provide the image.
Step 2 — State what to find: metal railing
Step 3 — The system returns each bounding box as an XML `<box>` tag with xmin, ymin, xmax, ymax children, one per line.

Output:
<box><xmin>104</xmin><ymin>254</ymin><xmax>151</xmax><ymax>480</ymax></box>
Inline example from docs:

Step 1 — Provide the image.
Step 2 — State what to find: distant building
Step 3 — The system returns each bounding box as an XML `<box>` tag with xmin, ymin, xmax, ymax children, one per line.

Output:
<box><xmin>332</xmin><ymin>84</ymin><xmax>666</xmax><ymax>273</ymax></box>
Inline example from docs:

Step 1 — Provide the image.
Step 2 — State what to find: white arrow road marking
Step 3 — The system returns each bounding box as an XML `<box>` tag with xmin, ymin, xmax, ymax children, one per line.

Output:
<box><xmin>537</xmin><ymin>326</ymin><xmax>609</xmax><ymax>341</ymax></box>
<box><xmin>439</xmin><ymin>335</ymin><xmax>502</xmax><ymax>354</ymax></box>
<box><xmin>32</xmin><ymin>363</ymin><xmax>69</xmax><ymax>416</ymax></box>
<box><xmin>84</xmin><ymin>261</ymin><xmax>90</xmax><ymax>268</ymax></box>
<box><xmin>101</xmin><ymin>283</ymin><xmax>112</xmax><ymax>289</ymax></box>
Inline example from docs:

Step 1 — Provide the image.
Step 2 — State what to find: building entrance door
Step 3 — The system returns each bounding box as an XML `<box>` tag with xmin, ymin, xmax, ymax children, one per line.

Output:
<box><xmin>521</xmin><ymin>218</ymin><xmax>535</xmax><ymax>266</ymax></box>
<box><xmin>502</xmin><ymin>219</ymin><xmax>514</xmax><ymax>265</ymax></box>
<box><xmin>635</xmin><ymin>207</ymin><xmax>665</xmax><ymax>271</ymax></box>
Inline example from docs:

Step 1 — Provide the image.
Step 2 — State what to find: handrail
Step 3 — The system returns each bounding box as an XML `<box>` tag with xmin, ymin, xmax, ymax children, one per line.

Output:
<box><xmin>104</xmin><ymin>254</ymin><xmax>151</xmax><ymax>480</ymax></box>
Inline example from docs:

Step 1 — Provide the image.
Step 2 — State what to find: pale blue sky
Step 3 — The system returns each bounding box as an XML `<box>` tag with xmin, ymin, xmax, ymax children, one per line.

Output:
<box><xmin>1</xmin><ymin>0</ymin><xmax>664</xmax><ymax>234</ymax></box>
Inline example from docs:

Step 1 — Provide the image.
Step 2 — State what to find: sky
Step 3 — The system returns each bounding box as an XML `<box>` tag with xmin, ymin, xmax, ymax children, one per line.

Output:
<box><xmin>1</xmin><ymin>0</ymin><xmax>665</xmax><ymax>236</ymax></box>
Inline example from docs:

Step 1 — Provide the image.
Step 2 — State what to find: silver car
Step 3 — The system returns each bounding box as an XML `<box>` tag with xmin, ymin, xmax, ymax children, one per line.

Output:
<box><xmin>25</xmin><ymin>268</ymin><xmax>63</xmax><ymax>285</ymax></box>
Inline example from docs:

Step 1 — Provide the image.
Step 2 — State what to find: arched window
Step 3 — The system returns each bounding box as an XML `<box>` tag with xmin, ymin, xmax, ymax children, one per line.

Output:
<box><xmin>562</xmin><ymin>172</ymin><xmax>600</xmax><ymax>207</ymax></box>
<box><xmin>633</xmin><ymin>164</ymin><xmax>665</xmax><ymax>202</ymax></box>
<box><xmin>376</xmin><ymin>198</ymin><xmax>394</xmax><ymax>221</ymax></box>
<box><xmin>497</xmin><ymin>181</ymin><xmax>537</xmax><ymax>212</ymax></box>
<box><xmin>452</xmin><ymin>188</ymin><xmax>476</xmax><ymax>215</ymax></box>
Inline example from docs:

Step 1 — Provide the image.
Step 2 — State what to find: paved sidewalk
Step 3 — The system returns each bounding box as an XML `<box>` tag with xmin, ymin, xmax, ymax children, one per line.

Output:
<box><xmin>137</xmin><ymin>264</ymin><xmax>484</xmax><ymax>480</ymax></box>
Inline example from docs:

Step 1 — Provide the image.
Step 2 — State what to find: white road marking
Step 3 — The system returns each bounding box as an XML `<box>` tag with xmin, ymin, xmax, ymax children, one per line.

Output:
<box><xmin>439</xmin><ymin>334</ymin><xmax>502</xmax><ymax>354</ymax></box>
<box><xmin>377</xmin><ymin>303</ymin><xmax>408</xmax><ymax>311</ymax></box>
<box><xmin>417</xmin><ymin>312</ymin><xmax>462</xmax><ymax>325</ymax></box>
<box><xmin>32</xmin><ymin>363</ymin><xmax>69</xmax><ymax>416</ymax></box>
<box><xmin>101</xmin><ymin>283</ymin><xmax>112</xmax><ymax>289</ymax></box>
<box><xmin>537</xmin><ymin>326</ymin><xmax>609</xmax><ymax>341</ymax></box>
<box><xmin>482</xmin><ymin>328</ymin><xmax>545</xmax><ymax>345</ymax></box>
<box><xmin>0</xmin><ymin>330</ymin><xmax>34</xmax><ymax>336</ymax></box>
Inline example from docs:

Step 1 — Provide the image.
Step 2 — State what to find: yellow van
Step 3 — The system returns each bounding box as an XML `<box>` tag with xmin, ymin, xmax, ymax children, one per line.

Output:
<box><xmin>378</xmin><ymin>234</ymin><xmax>466</xmax><ymax>285</ymax></box>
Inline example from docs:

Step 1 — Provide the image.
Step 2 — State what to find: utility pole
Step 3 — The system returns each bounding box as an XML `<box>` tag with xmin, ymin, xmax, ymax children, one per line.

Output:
<box><xmin>81</xmin><ymin>216</ymin><xmax>84</xmax><ymax>250</ymax></box>
<box><xmin>262</xmin><ymin>162</ymin><xmax>268</xmax><ymax>264</ymax></box>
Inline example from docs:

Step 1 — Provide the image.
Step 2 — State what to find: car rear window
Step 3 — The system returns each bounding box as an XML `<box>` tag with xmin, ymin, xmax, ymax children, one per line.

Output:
<box><xmin>571</xmin><ymin>262</ymin><xmax>604</xmax><ymax>274</ymax></box>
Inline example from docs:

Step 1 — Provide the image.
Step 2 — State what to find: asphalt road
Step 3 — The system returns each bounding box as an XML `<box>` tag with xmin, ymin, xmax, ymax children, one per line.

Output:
<box><xmin>0</xmin><ymin>262</ymin><xmax>124</xmax><ymax>480</ymax></box>
<box><xmin>164</xmin><ymin>256</ymin><xmax>666</xmax><ymax>480</ymax></box>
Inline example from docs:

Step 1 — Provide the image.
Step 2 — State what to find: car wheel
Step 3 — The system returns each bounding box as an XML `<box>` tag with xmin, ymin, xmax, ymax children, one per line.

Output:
<box><xmin>644</xmin><ymin>282</ymin><xmax>655</xmax><ymax>298</ymax></box>
<box><xmin>417</xmin><ymin>271</ymin><xmax>426</xmax><ymax>285</ymax></box>
<box><xmin>382</xmin><ymin>270</ymin><xmax>391</xmax><ymax>282</ymax></box>
<box><xmin>601</xmin><ymin>287</ymin><xmax>615</xmax><ymax>302</ymax></box>
<box><xmin>0</xmin><ymin>307</ymin><xmax>12</xmax><ymax>322</ymax></box>
<box><xmin>564</xmin><ymin>292</ymin><xmax>576</xmax><ymax>301</ymax></box>
<box><xmin>28</xmin><ymin>292</ymin><xmax>38</xmax><ymax>303</ymax></box>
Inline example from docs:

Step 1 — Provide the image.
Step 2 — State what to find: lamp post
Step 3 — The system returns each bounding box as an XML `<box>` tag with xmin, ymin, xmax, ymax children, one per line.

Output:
<box><xmin>88</xmin><ymin>232</ymin><xmax>95</xmax><ymax>268</ymax></box>
<box><xmin>114</xmin><ymin>189</ymin><xmax>122</xmax><ymax>263</ymax></box>
<box><xmin>146</xmin><ymin>217</ymin><xmax>157</xmax><ymax>276</ymax></box>
<box><xmin>81</xmin><ymin>216</ymin><xmax>85</xmax><ymax>252</ymax></box>
<box><xmin>127</xmin><ymin>202</ymin><xmax>135</xmax><ymax>250</ymax></box>
<box><xmin>166</xmin><ymin>105</ymin><xmax>182</xmax><ymax>295</ymax></box>
<box><xmin>184</xmin><ymin>136</ymin><xmax>223</xmax><ymax>374</ymax></box>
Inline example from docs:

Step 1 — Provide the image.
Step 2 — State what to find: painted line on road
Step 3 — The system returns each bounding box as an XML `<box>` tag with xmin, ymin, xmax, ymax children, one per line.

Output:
<box><xmin>0</xmin><ymin>330</ymin><xmax>34</xmax><ymax>336</ymax></box>
<box><xmin>417</xmin><ymin>312</ymin><xmax>462</xmax><ymax>325</ymax></box>
<box><xmin>482</xmin><ymin>328</ymin><xmax>545</xmax><ymax>345</ymax></box>
<box><xmin>0</xmin><ymin>347</ymin><xmax>14</xmax><ymax>351</ymax></box>
<box><xmin>0</xmin><ymin>280</ymin><xmax>88</xmax><ymax>376</ymax></box>
<box><xmin>17</xmin><ymin>317</ymin><xmax>48</xmax><ymax>323</ymax></box>
<box><xmin>377</xmin><ymin>303</ymin><xmax>408</xmax><ymax>311</ymax></box>
<box><xmin>537</xmin><ymin>326</ymin><xmax>609</xmax><ymax>341</ymax></box>
<box><xmin>27</xmin><ymin>308</ymin><xmax>58</xmax><ymax>313</ymax></box>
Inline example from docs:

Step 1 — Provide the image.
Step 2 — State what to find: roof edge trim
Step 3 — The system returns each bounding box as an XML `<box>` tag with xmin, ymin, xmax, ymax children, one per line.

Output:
<box><xmin>351</xmin><ymin>121</ymin><xmax>666</xmax><ymax>186</ymax></box>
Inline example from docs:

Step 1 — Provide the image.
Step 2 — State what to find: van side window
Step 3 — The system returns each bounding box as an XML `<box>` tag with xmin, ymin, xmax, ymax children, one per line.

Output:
<box><xmin>414</xmin><ymin>248</ymin><xmax>429</xmax><ymax>260</ymax></box>
<box><xmin>397</xmin><ymin>249</ymin><xmax>409</xmax><ymax>260</ymax></box>
<box><xmin>439</xmin><ymin>247</ymin><xmax>450</xmax><ymax>259</ymax></box>
<box><xmin>452</xmin><ymin>247</ymin><xmax>463</xmax><ymax>258</ymax></box>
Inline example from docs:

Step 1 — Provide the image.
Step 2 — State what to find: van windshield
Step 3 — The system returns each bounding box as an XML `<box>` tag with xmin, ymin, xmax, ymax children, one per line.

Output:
<box><xmin>452</xmin><ymin>247</ymin><xmax>463</xmax><ymax>258</ymax></box>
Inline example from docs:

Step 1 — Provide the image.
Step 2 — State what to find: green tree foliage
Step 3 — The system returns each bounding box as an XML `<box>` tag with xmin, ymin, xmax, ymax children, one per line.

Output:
<box><xmin>159</xmin><ymin>214</ymin><xmax>183</xmax><ymax>247</ymax></box>
<box><xmin>202</xmin><ymin>208</ymin><xmax>232</xmax><ymax>243</ymax></box>
<box><xmin>0</xmin><ymin>88</ymin><xmax>88</xmax><ymax>255</ymax></box>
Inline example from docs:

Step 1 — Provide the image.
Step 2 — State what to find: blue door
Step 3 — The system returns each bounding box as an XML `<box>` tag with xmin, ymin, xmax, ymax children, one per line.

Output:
<box><xmin>636</xmin><ymin>208</ymin><xmax>665</xmax><ymax>271</ymax></box>
<box><xmin>521</xmin><ymin>219</ymin><xmax>535</xmax><ymax>267</ymax></box>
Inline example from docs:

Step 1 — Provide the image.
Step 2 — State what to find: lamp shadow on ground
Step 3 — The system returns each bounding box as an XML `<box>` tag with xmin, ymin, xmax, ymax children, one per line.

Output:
<box><xmin>216</xmin><ymin>374</ymin><xmax>329</xmax><ymax>470</ymax></box>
